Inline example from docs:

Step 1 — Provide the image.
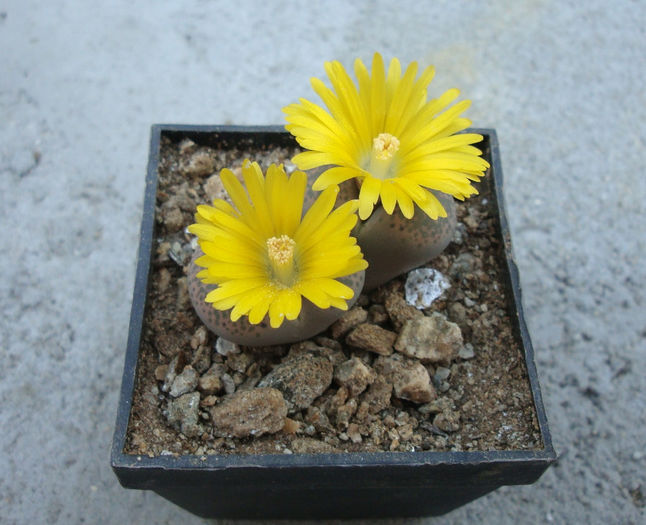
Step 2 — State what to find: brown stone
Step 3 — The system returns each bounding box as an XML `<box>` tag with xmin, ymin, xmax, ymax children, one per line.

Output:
<box><xmin>226</xmin><ymin>351</ymin><xmax>252</xmax><ymax>373</ymax></box>
<box><xmin>329</xmin><ymin>306</ymin><xmax>368</xmax><ymax>339</ymax></box>
<box><xmin>258</xmin><ymin>354</ymin><xmax>333</xmax><ymax>413</ymax></box>
<box><xmin>190</xmin><ymin>326</ymin><xmax>209</xmax><ymax>350</ymax></box>
<box><xmin>154</xmin><ymin>364</ymin><xmax>168</xmax><ymax>382</ymax></box>
<box><xmin>334</xmin><ymin>357</ymin><xmax>376</xmax><ymax>397</ymax></box>
<box><xmin>287</xmin><ymin>340</ymin><xmax>346</xmax><ymax>366</ymax></box>
<box><xmin>448</xmin><ymin>301</ymin><xmax>468</xmax><ymax>326</ymax></box>
<box><xmin>198</xmin><ymin>371</ymin><xmax>223</xmax><ymax>396</ymax></box>
<box><xmin>210</xmin><ymin>388</ymin><xmax>287</xmax><ymax>438</ymax></box>
<box><xmin>314</xmin><ymin>336</ymin><xmax>343</xmax><ymax>353</ymax></box>
<box><xmin>359</xmin><ymin>376</ymin><xmax>392</xmax><ymax>414</ymax></box>
<box><xmin>215</xmin><ymin>337</ymin><xmax>240</xmax><ymax>356</ymax></box>
<box><xmin>434</xmin><ymin>411</ymin><xmax>461</xmax><ymax>433</ymax></box>
<box><xmin>394</xmin><ymin>312</ymin><xmax>463</xmax><ymax>365</ymax></box>
<box><xmin>347</xmin><ymin>423</ymin><xmax>362</xmax><ymax>443</ymax></box>
<box><xmin>384</xmin><ymin>292</ymin><xmax>424</xmax><ymax>330</ymax></box>
<box><xmin>374</xmin><ymin>354</ymin><xmax>436</xmax><ymax>404</ymax></box>
<box><xmin>190</xmin><ymin>344</ymin><xmax>211</xmax><ymax>374</ymax></box>
<box><xmin>304</xmin><ymin>406</ymin><xmax>333</xmax><ymax>433</ymax></box>
<box><xmin>282</xmin><ymin>418</ymin><xmax>301</xmax><ymax>434</ymax></box>
<box><xmin>178</xmin><ymin>138</ymin><xmax>197</xmax><ymax>155</ymax></box>
<box><xmin>346</xmin><ymin>323</ymin><xmax>396</xmax><ymax>356</ymax></box>
<box><xmin>182</xmin><ymin>150</ymin><xmax>215</xmax><ymax>177</ymax></box>
<box><xmin>169</xmin><ymin>365</ymin><xmax>198</xmax><ymax>398</ymax></box>
<box><xmin>199</xmin><ymin>395</ymin><xmax>219</xmax><ymax>407</ymax></box>
<box><xmin>161</xmin><ymin>352</ymin><xmax>187</xmax><ymax>392</ymax></box>
<box><xmin>335</xmin><ymin>398</ymin><xmax>358</xmax><ymax>429</ymax></box>
<box><xmin>154</xmin><ymin>332</ymin><xmax>183</xmax><ymax>358</ymax></box>
<box><xmin>166</xmin><ymin>392</ymin><xmax>201</xmax><ymax>438</ymax></box>
<box><xmin>368</xmin><ymin>304</ymin><xmax>389</xmax><ymax>324</ymax></box>
<box><xmin>160</xmin><ymin>206</ymin><xmax>184</xmax><ymax>232</ymax></box>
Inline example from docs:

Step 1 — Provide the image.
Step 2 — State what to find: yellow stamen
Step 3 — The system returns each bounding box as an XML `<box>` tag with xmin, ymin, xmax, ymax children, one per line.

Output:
<box><xmin>368</xmin><ymin>133</ymin><xmax>400</xmax><ymax>180</ymax></box>
<box><xmin>267</xmin><ymin>235</ymin><xmax>297</xmax><ymax>285</ymax></box>
<box><xmin>372</xmin><ymin>133</ymin><xmax>400</xmax><ymax>160</ymax></box>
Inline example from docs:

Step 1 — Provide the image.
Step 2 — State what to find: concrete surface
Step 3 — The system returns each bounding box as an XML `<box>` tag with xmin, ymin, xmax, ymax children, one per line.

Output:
<box><xmin>1</xmin><ymin>0</ymin><xmax>644</xmax><ymax>523</ymax></box>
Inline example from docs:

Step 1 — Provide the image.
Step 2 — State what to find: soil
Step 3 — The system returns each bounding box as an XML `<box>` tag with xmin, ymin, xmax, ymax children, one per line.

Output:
<box><xmin>124</xmin><ymin>135</ymin><xmax>543</xmax><ymax>457</ymax></box>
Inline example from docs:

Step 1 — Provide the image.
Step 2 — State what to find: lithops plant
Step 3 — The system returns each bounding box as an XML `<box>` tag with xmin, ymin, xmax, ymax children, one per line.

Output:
<box><xmin>355</xmin><ymin>190</ymin><xmax>456</xmax><ymax>289</ymax></box>
<box><xmin>187</xmin><ymin>160</ymin><xmax>367</xmax><ymax>346</ymax></box>
<box><xmin>283</xmin><ymin>52</ymin><xmax>489</xmax><ymax>289</ymax></box>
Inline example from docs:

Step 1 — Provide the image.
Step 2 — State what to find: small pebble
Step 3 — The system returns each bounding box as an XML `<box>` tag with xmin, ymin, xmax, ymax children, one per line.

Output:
<box><xmin>221</xmin><ymin>373</ymin><xmax>236</xmax><ymax>395</ymax></box>
<box><xmin>210</xmin><ymin>388</ymin><xmax>287</xmax><ymax>438</ymax></box>
<box><xmin>434</xmin><ymin>367</ymin><xmax>451</xmax><ymax>382</ymax></box>
<box><xmin>216</xmin><ymin>337</ymin><xmax>240</xmax><ymax>356</ymax></box>
<box><xmin>258</xmin><ymin>354</ymin><xmax>333</xmax><ymax>413</ymax></box>
<box><xmin>459</xmin><ymin>343</ymin><xmax>476</xmax><ymax>360</ymax></box>
<box><xmin>346</xmin><ymin>323</ymin><xmax>396</xmax><ymax>356</ymax></box>
<box><xmin>329</xmin><ymin>307</ymin><xmax>368</xmax><ymax>339</ymax></box>
<box><xmin>169</xmin><ymin>366</ymin><xmax>198</xmax><ymax>398</ymax></box>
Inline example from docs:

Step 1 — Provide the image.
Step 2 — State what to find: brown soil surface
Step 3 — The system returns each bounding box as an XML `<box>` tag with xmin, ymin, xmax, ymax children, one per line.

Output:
<box><xmin>124</xmin><ymin>135</ymin><xmax>543</xmax><ymax>457</ymax></box>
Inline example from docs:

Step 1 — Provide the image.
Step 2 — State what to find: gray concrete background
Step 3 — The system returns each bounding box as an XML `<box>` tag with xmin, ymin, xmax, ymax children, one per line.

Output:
<box><xmin>1</xmin><ymin>0</ymin><xmax>644</xmax><ymax>523</ymax></box>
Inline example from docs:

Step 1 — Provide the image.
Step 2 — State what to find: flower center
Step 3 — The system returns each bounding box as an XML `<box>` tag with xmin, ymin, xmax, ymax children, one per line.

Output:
<box><xmin>367</xmin><ymin>133</ymin><xmax>400</xmax><ymax>180</ymax></box>
<box><xmin>372</xmin><ymin>133</ymin><xmax>400</xmax><ymax>160</ymax></box>
<box><xmin>266</xmin><ymin>235</ymin><xmax>297</xmax><ymax>286</ymax></box>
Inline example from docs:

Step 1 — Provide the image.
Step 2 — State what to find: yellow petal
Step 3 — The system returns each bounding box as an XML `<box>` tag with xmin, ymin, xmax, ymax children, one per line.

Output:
<box><xmin>241</xmin><ymin>161</ymin><xmax>274</xmax><ymax>236</ymax></box>
<box><xmin>312</xmin><ymin>167</ymin><xmax>361</xmax><ymax>191</ymax></box>
<box><xmin>265</xmin><ymin>163</ymin><xmax>288</xmax><ymax>232</ymax></box>
<box><xmin>291</xmin><ymin>150</ymin><xmax>357</xmax><ymax>171</ymax></box>
<box><xmin>247</xmin><ymin>290</ymin><xmax>274</xmax><ymax>325</ymax></box>
<box><xmin>208</xmin><ymin>207</ymin><xmax>264</xmax><ymax>246</ymax></box>
<box><xmin>402</xmin><ymin>133</ymin><xmax>484</xmax><ymax>160</ymax></box>
<box><xmin>358</xmin><ymin>176</ymin><xmax>382</xmax><ymax>220</ymax></box>
<box><xmin>298</xmin><ymin>200</ymin><xmax>359</xmax><ymax>251</ymax></box>
<box><xmin>401</xmin><ymin>100</ymin><xmax>472</xmax><ymax>154</ymax></box>
<box><xmin>310</xmin><ymin>277</ymin><xmax>355</xmax><ymax>300</ymax></box>
<box><xmin>282</xmin><ymin>289</ymin><xmax>302</xmax><ymax>321</ymax></box>
<box><xmin>295</xmin><ymin>185</ymin><xmax>339</xmax><ymax>242</ymax></box>
<box><xmin>201</xmin><ymin>240</ymin><xmax>261</xmax><ymax>266</ymax></box>
<box><xmin>187</xmin><ymin>223</ymin><xmax>219</xmax><ymax>241</ymax></box>
<box><xmin>380</xmin><ymin>180</ymin><xmax>397</xmax><ymax>214</ymax></box>
<box><xmin>327</xmin><ymin>61</ymin><xmax>371</xmax><ymax>145</ymax></box>
<box><xmin>206</xmin><ymin>261</ymin><xmax>265</xmax><ymax>280</ymax></box>
<box><xmin>403</xmin><ymin>152</ymin><xmax>489</xmax><ymax>173</ymax></box>
<box><xmin>414</xmin><ymin>191</ymin><xmax>448</xmax><ymax>220</ymax></box>
<box><xmin>220</xmin><ymin>169</ymin><xmax>253</xmax><ymax>216</ymax></box>
<box><xmin>283</xmin><ymin>169</ymin><xmax>307</xmax><ymax>235</ymax></box>
<box><xmin>404</xmin><ymin>170</ymin><xmax>479</xmax><ymax>197</ymax></box>
<box><xmin>370</xmin><ymin>52</ymin><xmax>386</xmax><ymax>132</ymax></box>
<box><xmin>385</xmin><ymin>57</ymin><xmax>402</xmax><ymax>109</ymax></box>
<box><xmin>268</xmin><ymin>296</ymin><xmax>287</xmax><ymax>328</ymax></box>
<box><xmin>295</xmin><ymin>281</ymin><xmax>332</xmax><ymax>309</ymax></box>
<box><xmin>394</xmin><ymin>185</ymin><xmax>415</xmax><ymax>219</ymax></box>
<box><xmin>393</xmin><ymin>63</ymin><xmax>435</xmax><ymax>137</ymax></box>
<box><xmin>205</xmin><ymin>278</ymin><xmax>268</xmax><ymax>303</ymax></box>
<box><xmin>399</xmin><ymin>88</ymin><xmax>460</xmax><ymax>145</ymax></box>
<box><xmin>395</xmin><ymin>178</ymin><xmax>428</xmax><ymax>203</ymax></box>
<box><xmin>353</xmin><ymin>57</ymin><xmax>372</xmax><ymax>114</ymax></box>
<box><xmin>384</xmin><ymin>59</ymin><xmax>417</xmax><ymax>134</ymax></box>
<box><xmin>327</xmin><ymin>295</ymin><xmax>350</xmax><ymax>310</ymax></box>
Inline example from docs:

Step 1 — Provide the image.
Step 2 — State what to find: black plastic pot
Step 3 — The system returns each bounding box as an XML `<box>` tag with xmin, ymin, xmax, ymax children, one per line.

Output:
<box><xmin>111</xmin><ymin>125</ymin><xmax>556</xmax><ymax>520</ymax></box>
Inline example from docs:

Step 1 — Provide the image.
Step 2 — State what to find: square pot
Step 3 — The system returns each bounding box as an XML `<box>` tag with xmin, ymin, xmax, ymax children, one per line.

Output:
<box><xmin>111</xmin><ymin>125</ymin><xmax>556</xmax><ymax>519</ymax></box>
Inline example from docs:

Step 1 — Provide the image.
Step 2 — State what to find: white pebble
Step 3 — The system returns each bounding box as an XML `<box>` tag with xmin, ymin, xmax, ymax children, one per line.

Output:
<box><xmin>405</xmin><ymin>268</ymin><xmax>451</xmax><ymax>309</ymax></box>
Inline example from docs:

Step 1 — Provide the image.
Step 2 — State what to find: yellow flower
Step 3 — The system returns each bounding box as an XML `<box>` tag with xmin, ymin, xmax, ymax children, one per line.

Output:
<box><xmin>188</xmin><ymin>161</ymin><xmax>368</xmax><ymax>328</ymax></box>
<box><xmin>283</xmin><ymin>52</ymin><xmax>490</xmax><ymax>221</ymax></box>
